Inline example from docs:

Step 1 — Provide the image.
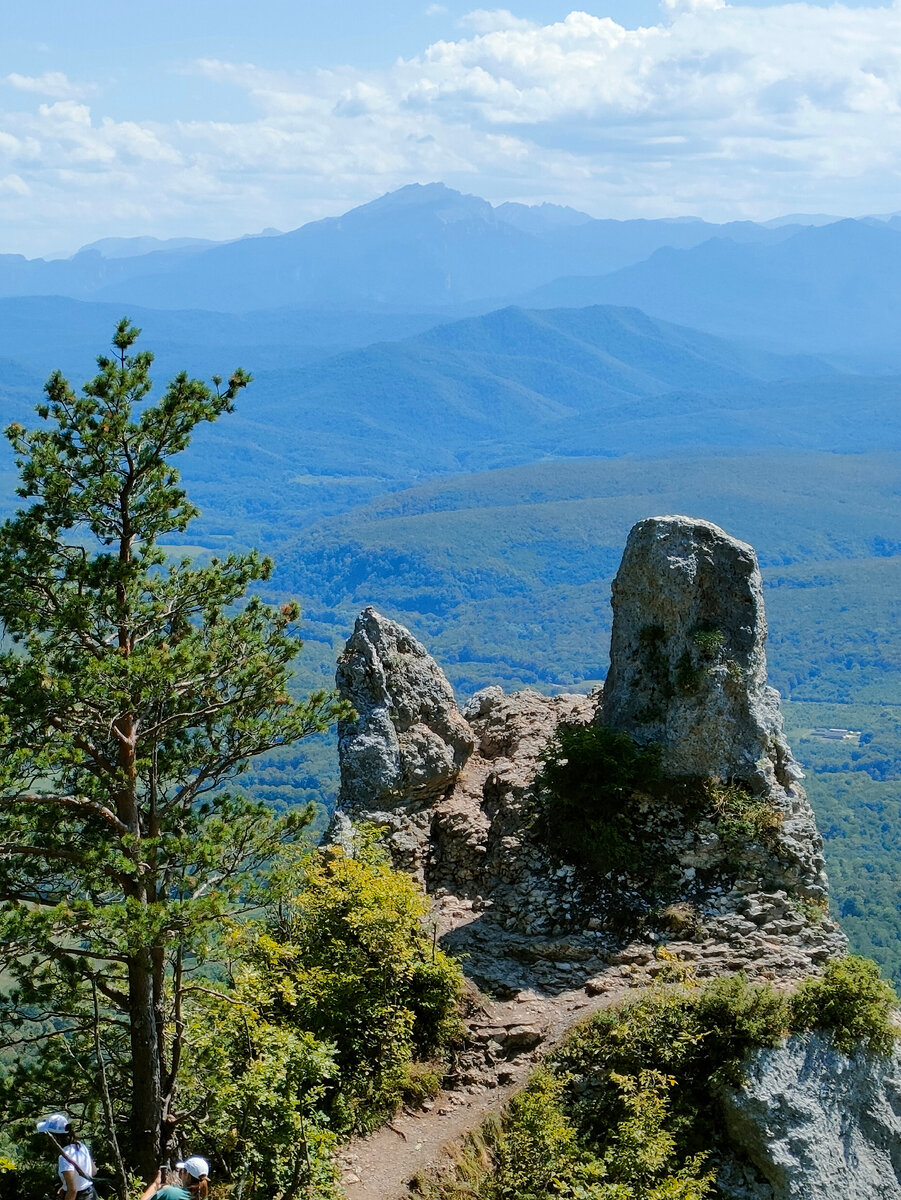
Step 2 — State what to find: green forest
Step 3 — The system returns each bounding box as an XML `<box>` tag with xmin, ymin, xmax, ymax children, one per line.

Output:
<box><xmin>1</xmin><ymin>321</ymin><xmax>900</xmax><ymax>1200</ymax></box>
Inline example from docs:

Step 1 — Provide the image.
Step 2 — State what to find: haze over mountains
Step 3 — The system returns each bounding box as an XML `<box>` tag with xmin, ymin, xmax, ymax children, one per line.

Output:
<box><xmin>3</xmin><ymin>182</ymin><xmax>901</xmax><ymax>370</ymax></box>
<box><xmin>1</xmin><ymin>179</ymin><xmax>901</xmax><ymax>979</ymax></box>
<box><xmin>1</xmin><ymin>184</ymin><xmax>900</xmax><ymax>530</ymax></box>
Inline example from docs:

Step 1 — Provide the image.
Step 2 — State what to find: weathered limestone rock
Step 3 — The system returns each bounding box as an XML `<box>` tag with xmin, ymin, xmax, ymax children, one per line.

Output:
<box><xmin>602</xmin><ymin>515</ymin><xmax>797</xmax><ymax>792</ymax></box>
<box><xmin>336</xmin><ymin>607</ymin><xmax>476</xmax><ymax>811</ymax></box>
<box><xmin>601</xmin><ymin>515</ymin><xmax>831</xmax><ymax>902</ymax></box>
<box><xmin>718</xmin><ymin>1033</ymin><xmax>901</xmax><ymax>1199</ymax></box>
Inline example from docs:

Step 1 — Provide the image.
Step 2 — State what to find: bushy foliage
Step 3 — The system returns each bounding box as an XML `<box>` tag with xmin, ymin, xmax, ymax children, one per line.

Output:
<box><xmin>789</xmin><ymin>955</ymin><xmax>898</xmax><ymax>1055</ymax></box>
<box><xmin>535</xmin><ymin>722</ymin><xmax>663</xmax><ymax>878</ymax></box>
<box><xmin>534</xmin><ymin>722</ymin><xmax>782</xmax><ymax>909</ymax></box>
<box><xmin>178</xmin><ymin>996</ymin><xmax>340</xmax><ymax>1200</ymax></box>
<box><xmin>417</xmin><ymin>959</ymin><xmax>898</xmax><ymax>1200</ymax></box>
<box><xmin>175</xmin><ymin>832</ymin><xmax>465</xmax><ymax>1200</ymax></box>
<box><xmin>254</xmin><ymin>836</ymin><xmax>465</xmax><ymax>1132</ymax></box>
<box><xmin>1</xmin><ymin>833</ymin><xmax>464</xmax><ymax>1200</ymax></box>
<box><xmin>704</xmin><ymin>782</ymin><xmax>783</xmax><ymax>863</ymax></box>
<box><xmin>493</xmin><ymin>1069</ymin><xmax>586</xmax><ymax>1199</ymax></box>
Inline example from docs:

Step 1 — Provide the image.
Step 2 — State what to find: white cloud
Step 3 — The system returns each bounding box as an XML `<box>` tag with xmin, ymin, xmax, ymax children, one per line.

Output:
<box><xmin>425</xmin><ymin>3</ymin><xmax>448</xmax><ymax>13</ymax></box>
<box><xmin>0</xmin><ymin>173</ymin><xmax>29</xmax><ymax>196</ymax></box>
<box><xmin>661</xmin><ymin>0</ymin><xmax>725</xmax><ymax>14</ymax></box>
<box><xmin>458</xmin><ymin>9</ymin><xmax>537</xmax><ymax>33</ymax></box>
<box><xmin>4</xmin><ymin>71</ymin><xmax>93</xmax><ymax>100</ymax></box>
<box><xmin>3</xmin><ymin>3</ymin><xmax>901</xmax><ymax>253</ymax></box>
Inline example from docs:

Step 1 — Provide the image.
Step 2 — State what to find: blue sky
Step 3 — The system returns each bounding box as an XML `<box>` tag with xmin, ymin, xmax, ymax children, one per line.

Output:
<box><xmin>3</xmin><ymin>1</ymin><xmax>900</xmax><ymax>255</ymax></box>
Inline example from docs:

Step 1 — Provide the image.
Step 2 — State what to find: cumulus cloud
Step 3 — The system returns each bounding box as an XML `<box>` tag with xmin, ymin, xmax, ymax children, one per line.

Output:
<box><xmin>3</xmin><ymin>3</ymin><xmax>901</xmax><ymax>253</ymax></box>
<box><xmin>4</xmin><ymin>72</ymin><xmax>92</xmax><ymax>100</ymax></box>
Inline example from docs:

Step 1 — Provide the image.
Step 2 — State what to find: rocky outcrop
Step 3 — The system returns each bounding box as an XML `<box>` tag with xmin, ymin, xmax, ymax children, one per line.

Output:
<box><xmin>602</xmin><ymin>515</ymin><xmax>795</xmax><ymax>791</ymax></box>
<box><xmin>718</xmin><ymin>1033</ymin><xmax>901</xmax><ymax>1199</ymax></box>
<box><xmin>331</xmin><ymin>516</ymin><xmax>845</xmax><ymax>995</ymax></box>
<box><xmin>601</xmin><ymin>515</ymin><xmax>829</xmax><ymax>904</ymax></box>
<box><xmin>337</xmin><ymin>607</ymin><xmax>476</xmax><ymax>811</ymax></box>
<box><xmin>334</xmin><ymin>607</ymin><xmax>476</xmax><ymax>878</ymax></box>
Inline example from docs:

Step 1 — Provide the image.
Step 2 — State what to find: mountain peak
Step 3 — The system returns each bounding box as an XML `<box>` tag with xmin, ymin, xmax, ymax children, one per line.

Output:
<box><xmin>344</xmin><ymin>182</ymin><xmax>494</xmax><ymax>223</ymax></box>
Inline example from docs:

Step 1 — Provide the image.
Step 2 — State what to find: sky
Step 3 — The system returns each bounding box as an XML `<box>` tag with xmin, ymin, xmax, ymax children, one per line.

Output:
<box><xmin>2</xmin><ymin>0</ymin><xmax>901</xmax><ymax>256</ymax></box>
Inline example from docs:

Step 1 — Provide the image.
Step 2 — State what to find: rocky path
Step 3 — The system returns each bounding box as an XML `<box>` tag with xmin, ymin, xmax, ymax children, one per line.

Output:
<box><xmin>338</xmin><ymin>972</ymin><xmax>631</xmax><ymax>1200</ymax></box>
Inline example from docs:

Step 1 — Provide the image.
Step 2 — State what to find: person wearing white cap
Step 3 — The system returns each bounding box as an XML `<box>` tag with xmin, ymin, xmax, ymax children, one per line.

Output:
<box><xmin>177</xmin><ymin>1156</ymin><xmax>209</xmax><ymax>1200</ymax></box>
<box><xmin>139</xmin><ymin>1167</ymin><xmax>189</xmax><ymax>1200</ymax></box>
<box><xmin>36</xmin><ymin>1114</ymin><xmax>95</xmax><ymax>1200</ymax></box>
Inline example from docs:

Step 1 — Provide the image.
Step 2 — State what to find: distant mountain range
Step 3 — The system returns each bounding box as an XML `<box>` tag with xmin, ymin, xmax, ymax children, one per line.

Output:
<box><xmin>3</xmin><ymin>183</ymin><xmax>901</xmax><ymax>367</ymax></box>
<box><xmin>525</xmin><ymin>218</ymin><xmax>901</xmax><ymax>364</ymax></box>
<box><xmin>0</xmin><ymin>183</ymin><xmax>812</xmax><ymax>312</ymax></box>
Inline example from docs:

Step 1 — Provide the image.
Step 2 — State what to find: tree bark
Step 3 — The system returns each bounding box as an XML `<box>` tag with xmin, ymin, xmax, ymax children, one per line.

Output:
<box><xmin>128</xmin><ymin>948</ymin><xmax>163</xmax><ymax>1181</ymax></box>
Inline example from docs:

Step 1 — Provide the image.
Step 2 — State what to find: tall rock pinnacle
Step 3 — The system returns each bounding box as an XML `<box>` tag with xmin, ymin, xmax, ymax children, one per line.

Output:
<box><xmin>602</xmin><ymin>515</ymin><xmax>800</xmax><ymax>792</ymax></box>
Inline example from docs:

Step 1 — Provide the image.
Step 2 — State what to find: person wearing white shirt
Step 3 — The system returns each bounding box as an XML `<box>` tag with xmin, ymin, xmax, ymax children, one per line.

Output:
<box><xmin>36</xmin><ymin>1114</ymin><xmax>95</xmax><ymax>1200</ymax></box>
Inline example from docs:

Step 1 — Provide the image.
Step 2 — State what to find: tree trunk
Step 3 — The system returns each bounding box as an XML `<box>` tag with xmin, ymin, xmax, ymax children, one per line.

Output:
<box><xmin>128</xmin><ymin>948</ymin><xmax>162</xmax><ymax>1181</ymax></box>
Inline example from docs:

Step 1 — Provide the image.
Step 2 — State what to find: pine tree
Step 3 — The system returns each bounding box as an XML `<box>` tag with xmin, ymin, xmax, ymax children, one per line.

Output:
<box><xmin>0</xmin><ymin>320</ymin><xmax>345</xmax><ymax>1183</ymax></box>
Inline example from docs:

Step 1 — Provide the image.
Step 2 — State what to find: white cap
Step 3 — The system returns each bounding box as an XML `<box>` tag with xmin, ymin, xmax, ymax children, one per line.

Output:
<box><xmin>176</xmin><ymin>1157</ymin><xmax>209</xmax><ymax>1179</ymax></box>
<box><xmin>37</xmin><ymin>1113</ymin><xmax>70</xmax><ymax>1134</ymax></box>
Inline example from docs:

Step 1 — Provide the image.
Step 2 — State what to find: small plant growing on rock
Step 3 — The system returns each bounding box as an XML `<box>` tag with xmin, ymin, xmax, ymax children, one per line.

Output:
<box><xmin>690</xmin><ymin>626</ymin><xmax>726</xmax><ymax>660</ymax></box>
<box><xmin>789</xmin><ymin>956</ymin><xmax>899</xmax><ymax>1055</ymax></box>
<box><xmin>706</xmin><ymin>781</ymin><xmax>783</xmax><ymax>861</ymax></box>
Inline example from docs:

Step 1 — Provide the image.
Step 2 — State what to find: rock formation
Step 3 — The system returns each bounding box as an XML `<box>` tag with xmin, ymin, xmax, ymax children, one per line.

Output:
<box><xmin>602</xmin><ymin>514</ymin><xmax>796</xmax><ymax>791</ymax></box>
<box><xmin>600</xmin><ymin>515</ymin><xmax>829</xmax><ymax>904</ymax></box>
<box><xmin>719</xmin><ymin>1034</ymin><xmax>901</xmax><ymax>1199</ymax></box>
<box><xmin>330</xmin><ymin>516</ymin><xmax>896</xmax><ymax>1200</ymax></box>
<box><xmin>337</xmin><ymin>606</ymin><xmax>476</xmax><ymax>810</ymax></box>
<box><xmin>330</xmin><ymin>516</ymin><xmax>845</xmax><ymax>997</ymax></box>
<box><xmin>335</xmin><ymin>607</ymin><xmax>476</xmax><ymax>876</ymax></box>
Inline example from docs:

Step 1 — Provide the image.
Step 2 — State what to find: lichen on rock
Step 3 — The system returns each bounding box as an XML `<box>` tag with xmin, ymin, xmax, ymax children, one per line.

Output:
<box><xmin>718</xmin><ymin>1033</ymin><xmax>901</xmax><ymax>1199</ymax></box>
<box><xmin>602</xmin><ymin>514</ymin><xmax>796</xmax><ymax>791</ymax></box>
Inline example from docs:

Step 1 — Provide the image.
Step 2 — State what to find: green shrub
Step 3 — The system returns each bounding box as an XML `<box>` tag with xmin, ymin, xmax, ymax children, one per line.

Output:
<box><xmin>705</xmin><ymin>782</ymin><xmax>783</xmax><ymax>860</ymax></box>
<box><xmin>690</xmin><ymin>628</ymin><xmax>725</xmax><ymax>660</ymax></box>
<box><xmin>250</xmin><ymin>837</ymin><xmax>465</xmax><ymax>1133</ymax></box>
<box><xmin>494</xmin><ymin>1069</ymin><xmax>583</xmax><ymax>1198</ymax></box>
<box><xmin>402</xmin><ymin>1061</ymin><xmax>444</xmax><ymax>1107</ymax></box>
<box><xmin>790</xmin><ymin>956</ymin><xmax>899</xmax><ymax>1055</ymax></box>
<box><xmin>417</xmin><ymin>962</ymin><xmax>899</xmax><ymax>1200</ymax></box>
<box><xmin>534</xmin><ymin>723</ymin><xmax>783</xmax><ymax>920</ymax></box>
<box><xmin>535</xmin><ymin>721</ymin><xmax>662</xmax><ymax>879</ymax></box>
<box><xmin>544</xmin><ymin>975</ymin><xmax>789</xmax><ymax>1191</ymax></box>
<box><xmin>176</xmin><ymin>836</ymin><xmax>466</xmax><ymax>1198</ymax></box>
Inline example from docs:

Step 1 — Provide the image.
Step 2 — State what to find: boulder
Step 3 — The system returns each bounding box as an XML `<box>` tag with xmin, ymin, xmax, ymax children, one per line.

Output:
<box><xmin>336</xmin><ymin>607</ymin><xmax>476</xmax><ymax>811</ymax></box>
<box><xmin>719</xmin><ymin>1033</ymin><xmax>901</xmax><ymax>1199</ymax></box>
<box><xmin>602</xmin><ymin>515</ymin><xmax>799</xmax><ymax>792</ymax></box>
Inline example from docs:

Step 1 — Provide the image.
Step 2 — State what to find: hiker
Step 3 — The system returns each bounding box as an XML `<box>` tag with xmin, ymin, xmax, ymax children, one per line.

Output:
<box><xmin>36</xmin><ymin>1114</ymin><xmax>95</xmax><ymax>1200</ymax></box>
<box><xmin>139</xmin><ymin>1167</ymin><xmax>189</xmax><ymax>1200</ymax></box>
<box><xmin>176</xmin><ymin>1156</ymin><xmax>209</xmax><ymax>1200</ymax></box>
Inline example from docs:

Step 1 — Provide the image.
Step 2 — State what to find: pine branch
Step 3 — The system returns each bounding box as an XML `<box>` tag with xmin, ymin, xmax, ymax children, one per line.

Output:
<box><xmin>0</xmin><ymin>791</ymin><xmax>130</xmax><ymax>835</ymax></box>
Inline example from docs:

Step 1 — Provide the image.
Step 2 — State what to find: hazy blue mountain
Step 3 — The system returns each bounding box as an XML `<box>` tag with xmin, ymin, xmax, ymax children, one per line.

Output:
<box><xmin>0</xmin><ymin>295</ymin><xmax>451</xmax><ymax>381</ymax></box>
<box><xmin>77</xmin><ymin>235</ymin><xmax>222</xmax><ymax>258</ymax></box>
<box><xmin>0</xmin><ymin>183</ymin><xmax>801</xmax><ymax>314</ymax></box>
<box><xmin>4</xmin><ymin>295</ymin><xmax>898</xmax><ymax>552</ymax></box>
<box><xmin>525</xmin><ymin>219</ymin><xmax>901</xmax><ymax>365</ymax></box>
<box><xmin>761</xmin><ymin>213</ymin><xmax>841</xmax><ymax>228</ymax></box>
<box><xmin>494</xmin><ymin>201</ymin><xmax>594</xmax><ymax>232</ymax></box>
<box><xmin>225</xmin><ymin>303</ymin><xmax>837</xmax><ymax>473</ymax></box>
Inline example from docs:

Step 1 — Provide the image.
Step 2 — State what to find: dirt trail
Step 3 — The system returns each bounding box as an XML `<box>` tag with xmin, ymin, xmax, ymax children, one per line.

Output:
<box><xmin>338</xmin><ymin>972</ymin><xmax>631</xmax><ymax>1200</ymax></box>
